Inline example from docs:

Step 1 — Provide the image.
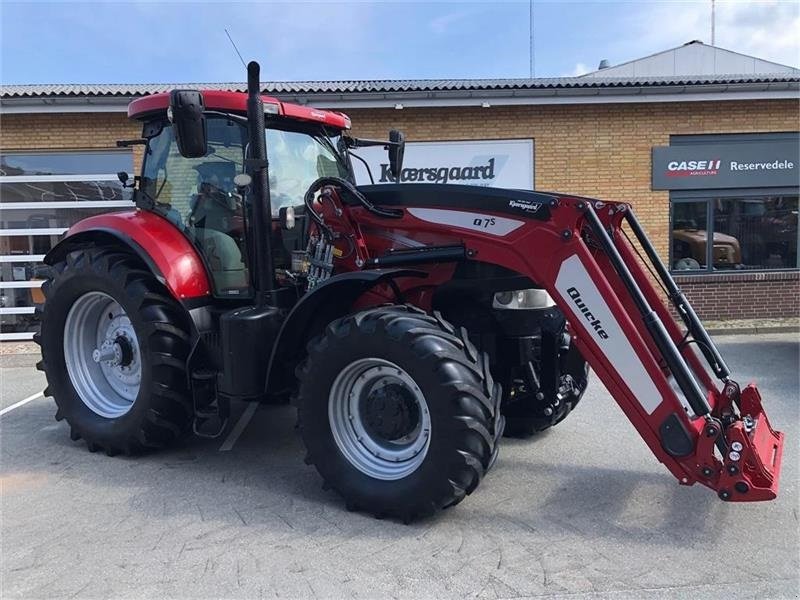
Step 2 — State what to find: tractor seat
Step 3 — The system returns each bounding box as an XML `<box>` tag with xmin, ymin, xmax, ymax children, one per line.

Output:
<box><xmin>193</xmin><ymin>228</ymin><xmax>248</xmax><ymax>292</ymax></box>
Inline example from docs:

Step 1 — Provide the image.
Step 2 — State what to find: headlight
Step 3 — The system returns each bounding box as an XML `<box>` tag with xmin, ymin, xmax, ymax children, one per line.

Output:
<box><xmin>492</xmin><ymin>288</ymin><xmax>555</xmax><ymax>310</ymax></box>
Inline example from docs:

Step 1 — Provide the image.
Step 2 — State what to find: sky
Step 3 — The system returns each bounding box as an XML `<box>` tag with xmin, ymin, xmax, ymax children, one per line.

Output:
<box><xmin>0</xmin><ymin>0</ymin><xmax>798</xmax><ymax>85</ymax></box>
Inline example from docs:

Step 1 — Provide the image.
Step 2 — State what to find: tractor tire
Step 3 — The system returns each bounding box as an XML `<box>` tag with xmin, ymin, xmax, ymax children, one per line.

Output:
<box><xmin>502</xmin><ymin>343</ymin><xmax>589</xmax><ymax>438</ymax></box>
<box><xmin>296</xmin><ymin>305</ymin><xmax>503</xmax><ymax>522</ymax></box>
<box><xmin>35</xmin><ymin>246</ymin><xmax>193</xmax><ymax>455</ymax></box>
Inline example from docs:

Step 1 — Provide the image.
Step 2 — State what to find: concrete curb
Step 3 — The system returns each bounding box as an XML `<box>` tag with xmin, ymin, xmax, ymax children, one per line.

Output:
<box><xmin>0</xmin><ymin>342</ymin><xmax>40</xmax><ymax>356</ymax></box>
<box><xmin>706</xmin><ymin>326</ymin><xmax>800</xmax><ymax>336</ymax></box>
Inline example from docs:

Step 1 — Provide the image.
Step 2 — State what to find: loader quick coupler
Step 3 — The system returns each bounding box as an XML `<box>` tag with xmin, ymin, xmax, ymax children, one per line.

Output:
<box><xmin>692</xmin><ymin>384</ymin><xmax>784</xmax><ymax>501</ymax></box>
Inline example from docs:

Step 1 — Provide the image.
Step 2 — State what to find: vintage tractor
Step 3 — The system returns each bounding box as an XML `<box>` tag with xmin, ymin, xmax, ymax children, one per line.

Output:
<box><xmin>35</xmin><ymin>63</ymin><xmax>784</xmax><ymax>522</ymax></box>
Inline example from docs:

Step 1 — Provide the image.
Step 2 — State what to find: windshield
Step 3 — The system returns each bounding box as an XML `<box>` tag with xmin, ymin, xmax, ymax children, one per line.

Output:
<box><xmin>139</xmin><ymin>117</ymin><xmax>349</xmax><ymax>297</ymax></box>
<box><xmin>266</xmin><ymin>128</ymin><xmax>350</xmax><ymax>214</ymax></box>
<box><xmin>141</xmin><ymin>119</ymin><xmax>350</xmax><ymax>219</ymax></box>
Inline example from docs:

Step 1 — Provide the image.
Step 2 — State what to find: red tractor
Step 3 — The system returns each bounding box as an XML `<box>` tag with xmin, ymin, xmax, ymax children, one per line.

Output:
<box><xmin>35</xmin><ymin>63</ymin><xmax>784</xmax><ymax>521</ymax></box>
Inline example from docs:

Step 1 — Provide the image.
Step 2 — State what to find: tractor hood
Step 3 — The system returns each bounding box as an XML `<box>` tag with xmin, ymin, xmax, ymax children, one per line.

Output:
<box><xmin>357</xmin><ymin>183</ymin><xmax>557</xmax><ymax>221</ymax></box>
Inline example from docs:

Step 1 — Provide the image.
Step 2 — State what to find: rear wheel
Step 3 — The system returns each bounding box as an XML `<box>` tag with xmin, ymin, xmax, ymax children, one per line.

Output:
<box><xmin>36</xmin><ymin>246</ymin><xmax>193</xmax><ymax>455</ymax></box>
<box><xmin>296</xmin><ymin>305</ymin><xmax>503</xmax><ymax>522</ymax></box>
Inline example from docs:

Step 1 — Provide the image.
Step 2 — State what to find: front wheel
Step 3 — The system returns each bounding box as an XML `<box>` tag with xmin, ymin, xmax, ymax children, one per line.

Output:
<box><xmin>296</xmin><ymin>305</ymin><xmax>503</xmax><ymax>522</ymax></box>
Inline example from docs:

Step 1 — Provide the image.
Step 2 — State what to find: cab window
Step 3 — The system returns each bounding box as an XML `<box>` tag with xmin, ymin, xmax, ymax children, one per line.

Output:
<box><xmin>141</xmin><ymin>118</ymin><xmax>251</xmax><ymax>297</ymax></box>
<box><xmin>266</xmin><ymin>128</ymin><xmax>350</xmax><ymax>215</ymax></box>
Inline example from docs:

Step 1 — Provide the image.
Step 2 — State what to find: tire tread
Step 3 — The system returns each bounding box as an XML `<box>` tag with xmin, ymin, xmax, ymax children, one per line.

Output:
<box><xmin>297</xmin><ymin>304</ymin><xmax>503</xmax><ymax>522</ymax></box>
<box><xmin>36</xmin><ymin>244</ymin><xmax>192</xmax><ymax>455</ymax></box>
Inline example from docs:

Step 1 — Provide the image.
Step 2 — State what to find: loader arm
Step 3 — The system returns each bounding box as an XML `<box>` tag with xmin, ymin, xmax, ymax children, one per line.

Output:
<box><xmin>496</xmin><ymin>197</ymin><xmax>783</xmax><ymax>501</ymax></box>
<box><xmin>346</xmin><ymin>191</ymin><xmax>784</xmax><ymax>502</ymax></box>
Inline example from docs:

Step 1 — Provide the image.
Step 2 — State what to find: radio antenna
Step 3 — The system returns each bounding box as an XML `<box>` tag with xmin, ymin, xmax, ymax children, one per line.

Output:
<box><xmin>225</xmin><ymin>28</ymin><xmax>247</xmax><ymax>68</ymax></box>
<box><xmin>711</xmin><ymin>0</ymin><xmax>716</xmax><ymax>46</ymax></box>
<box><xmin>529</xmin><ymin>0</ymin><xmax>535</xmax><ymax>78</ymax></box>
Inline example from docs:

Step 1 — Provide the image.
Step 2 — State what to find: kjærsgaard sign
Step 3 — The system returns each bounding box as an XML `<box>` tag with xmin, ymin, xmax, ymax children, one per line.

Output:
<box><xmin>652</xmin><ymin>141</ymin><xmax>799</xmax><ymax>190</ymax></box>
<box><xmin>351</xmin><ymin>139</ymin><xmax>534</xmax><ymax>190</ymax></box>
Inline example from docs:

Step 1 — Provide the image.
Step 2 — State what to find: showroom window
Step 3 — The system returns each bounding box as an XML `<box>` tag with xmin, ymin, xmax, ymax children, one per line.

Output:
<box><xmin>670</xmin><ymin>191</ymin><xmax>799</xmax><ymax>273</ymax></box>
<box><xmin>0</xmin><ymin>151</ymin><xmax>133</xmax><ymax>340</ymax></box>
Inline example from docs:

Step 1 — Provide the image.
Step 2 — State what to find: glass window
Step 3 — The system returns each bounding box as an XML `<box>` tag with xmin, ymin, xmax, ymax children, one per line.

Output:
<box><xmin>142</xmin><ymin>118</ymin><xmax>246</xmax><ymax>225</ymax></box>
<box><xmin>0</xmin><ymin>206</ymin><xmax>127</xmax><ymax>232</ymax></box>
<box><xmin>0</xmin><ymin>180</ymin><xmax>130</xmax><ymax>203</ymax></box>
<box><xmin>671</xmin><ymin>200</ymin><xmax>708</xmax><ymax>271</ymax></box>
<box><xmin>266</xmin><ymin>128</ymin><xmax>350</xmax><ymax>214</ymax></box>
<box><xmin>0</xmin><ymin>150</ymin><xmax>133</xmax><ymax>339</ymax></box>
<box><xmin>0</xmin><ymin>234</ymin><xmax>64</xmax><ymax>260</ymax></box>
<box><xmin>670</xmin><ymin>194</ymin><xmax>798</xmax><ymax>273</ymax></box>
<box><xmin>140</xmin><ymin>119</ymin><xmax>350</xmax><ymax>296</ymax></box>
<box><xmin>142</xmin><ymin>118</ymin><xmax>251</xmax><ymax>296</ymax></box>
<box><xmin>714</xmin><ymin>196</ymin><xmax>798</xmax><ymax>270</ymax></box>
<box><xmin>0</xmin><ymin>256</ymin><xmax>52</xmax><ymax>282</ymax></box>
<box><xmin>0</xmin><ymin>151</ymin><xmax>131</xmax><ymax>177</ymax></box>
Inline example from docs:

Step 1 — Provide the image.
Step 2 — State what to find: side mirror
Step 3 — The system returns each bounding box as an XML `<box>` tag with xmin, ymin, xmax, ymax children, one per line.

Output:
<box><xmin>168</xmin><ymin>90</ymin><xmax>207</xmax><ymax>158</ymax></box>
<box><xmin>388</xmin><ymin>129</ymin><xmax>405</xmax><ymax>179</ymax></box>
<box><xmin>117</xmin><ymin>171</ymin><xmax>130</xmax><ymax>187</ymax></box>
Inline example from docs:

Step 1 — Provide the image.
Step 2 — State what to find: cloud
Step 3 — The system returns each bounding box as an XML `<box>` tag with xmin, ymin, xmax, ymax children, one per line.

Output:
<box><xmin>717</xmin><ymin>0</ymin><xmax>800</xmax><ymax>66</ymax></box>
<box><xmin>564</xmin><ymin>62</ymin><xmax>590</xmax><ymax>77</ymax></box>
<box><xmin>614</xmin><ymin>0</ymin><xmax>799</xmax><ymax>68</ymax></box>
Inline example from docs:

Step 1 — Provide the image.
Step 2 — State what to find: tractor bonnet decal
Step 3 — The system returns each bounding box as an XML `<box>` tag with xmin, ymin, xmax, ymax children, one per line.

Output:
<box><xmin>407</xmin><ymin>208</ymin><xmax>524</xmax><ymax>236</ymax></box>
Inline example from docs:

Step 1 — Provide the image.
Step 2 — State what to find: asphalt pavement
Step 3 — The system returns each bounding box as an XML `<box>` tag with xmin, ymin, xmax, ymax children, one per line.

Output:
<box><xmin>1</xmin><ymin>333</ymin><xmax>798</xmax><ymax>599</ymax></box>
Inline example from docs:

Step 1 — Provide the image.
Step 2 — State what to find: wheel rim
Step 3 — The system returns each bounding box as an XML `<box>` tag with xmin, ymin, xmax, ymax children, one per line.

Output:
<box><xmin>328</xmin><ymin>358</ymin><xmax>431</xmax><ymax>481</ymax></box>
<box><xmin>64</xmin><ymin>291</ymin><xmax>141</xmax><ymax>418</ymax></box>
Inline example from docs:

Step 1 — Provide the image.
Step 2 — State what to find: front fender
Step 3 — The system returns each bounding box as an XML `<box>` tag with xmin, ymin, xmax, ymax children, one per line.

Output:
<box><xmin>265</xmin><ymin>268</ymin><xmax>426</xmax><ymax>397</ymax></box>
<box><xmin>45</xmin><ymin>210</ymin><xmax>211</xmax><ymax>301</ymax></box>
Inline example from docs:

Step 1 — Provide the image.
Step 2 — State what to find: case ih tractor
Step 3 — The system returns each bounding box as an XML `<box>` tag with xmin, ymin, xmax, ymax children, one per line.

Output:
<box><xmin>36</xmin><ymin>63</ymin><xmax>784</xmax><ymax>522</ymax></box>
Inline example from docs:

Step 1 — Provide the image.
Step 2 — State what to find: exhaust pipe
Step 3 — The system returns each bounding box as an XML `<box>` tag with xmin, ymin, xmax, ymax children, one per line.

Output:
<box><xmin>246</xmin><ymin>61</ymin><xmax>275</xmax><ymax>299</ymax></box>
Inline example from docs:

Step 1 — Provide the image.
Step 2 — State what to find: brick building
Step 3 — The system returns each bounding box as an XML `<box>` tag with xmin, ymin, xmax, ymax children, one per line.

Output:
<box><xmin>1</xmin><ymin>41</ymin><xmax>798</xmax><ymax>340</ymax></box>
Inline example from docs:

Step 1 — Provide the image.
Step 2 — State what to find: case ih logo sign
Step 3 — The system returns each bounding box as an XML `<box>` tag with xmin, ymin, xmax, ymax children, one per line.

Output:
<box><xmin>652</xmin><ymin>139</ymin><xmax>799</xmax><ymax>190</ymax></box>
<box><xmin>666</xmin><ymin>159</ymin><xmax>722</xmax><ymax>177</ymax></box>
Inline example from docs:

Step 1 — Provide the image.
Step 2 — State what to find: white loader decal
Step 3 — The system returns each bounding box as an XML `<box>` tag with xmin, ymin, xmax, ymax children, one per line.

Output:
<box><xmin>407</xmin><ymin>208</ymin><xmax>524</xmax><ymax>236</ymax></box>
<box><xmin>555</xmin><ymin>254</ymin><xmax>662</xmax><ymax>414</ymax></box>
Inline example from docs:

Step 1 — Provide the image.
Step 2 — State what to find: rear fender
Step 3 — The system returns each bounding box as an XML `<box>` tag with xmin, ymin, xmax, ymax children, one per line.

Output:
<box><xmin>265</xmin><ymin>269</ymin><xmax>426</xmax><ymax>397</ymax></box>
<box><xmin>45</xmin><ymin>211</ymin><xmax>212</xmax><ymax>301</ymax></box>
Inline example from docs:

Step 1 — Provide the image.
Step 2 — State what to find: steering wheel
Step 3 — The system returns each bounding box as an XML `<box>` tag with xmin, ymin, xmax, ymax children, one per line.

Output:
<box><xmin>201</xmin><ymin>186</ymin><xmax>239</xmax><ymax>212</ymax></box>
<box><xmin>189</xmin><ymin>186</ymin><xmax>244</xmax><ymax>234</ymax></box>
<box><xmin>191</xmin><ymin>187</ymin><xmax>240</xmax><ymax>220</ymax></box>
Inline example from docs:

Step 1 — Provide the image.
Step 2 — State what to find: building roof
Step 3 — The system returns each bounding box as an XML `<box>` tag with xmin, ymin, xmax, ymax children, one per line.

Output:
<box><xmin>582</xmin><ymin>40</ymin><xmax>799</xmax><ymax>78</ymax></box>
<box><xmin>2</xmin><ymin>73</ymin><xmax>798</xmax><ymax>99</ymax></box>
<box><xmin>2</xmin><ymin>41</ymin><xmax>797</xmax><ymax>114</ymax></box>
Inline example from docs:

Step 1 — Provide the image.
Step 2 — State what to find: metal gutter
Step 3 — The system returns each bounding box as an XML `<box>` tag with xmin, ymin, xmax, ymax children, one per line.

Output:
<box><xmin>1</xmin><ymin>82</ymin><xmax>797</xmax><ymax>114</ymax></box>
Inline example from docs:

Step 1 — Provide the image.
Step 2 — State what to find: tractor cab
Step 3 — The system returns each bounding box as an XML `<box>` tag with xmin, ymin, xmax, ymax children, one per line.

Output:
<box><xmin>127</xmin><ymin>90</ymin><xmax>353</xmax><ymax>299</ymax></box>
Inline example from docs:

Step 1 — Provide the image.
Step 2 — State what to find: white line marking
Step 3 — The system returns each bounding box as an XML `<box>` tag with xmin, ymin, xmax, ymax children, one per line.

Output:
<box><xmin>219</xmin><ymin>402</ymin><xmax>258</xmax><ymax>451</ymax></box>
<box><xmin>0</xmin><ymin>391</ymin><xmax>44</xmax><ymax>417</ymax></box>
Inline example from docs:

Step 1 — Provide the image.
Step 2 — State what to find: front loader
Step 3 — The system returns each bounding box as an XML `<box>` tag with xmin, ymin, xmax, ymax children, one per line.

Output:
<box><xmin>35</xmin><ymin>62</ymin><xmax>784</xmax><ymax>522</ymax></box>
